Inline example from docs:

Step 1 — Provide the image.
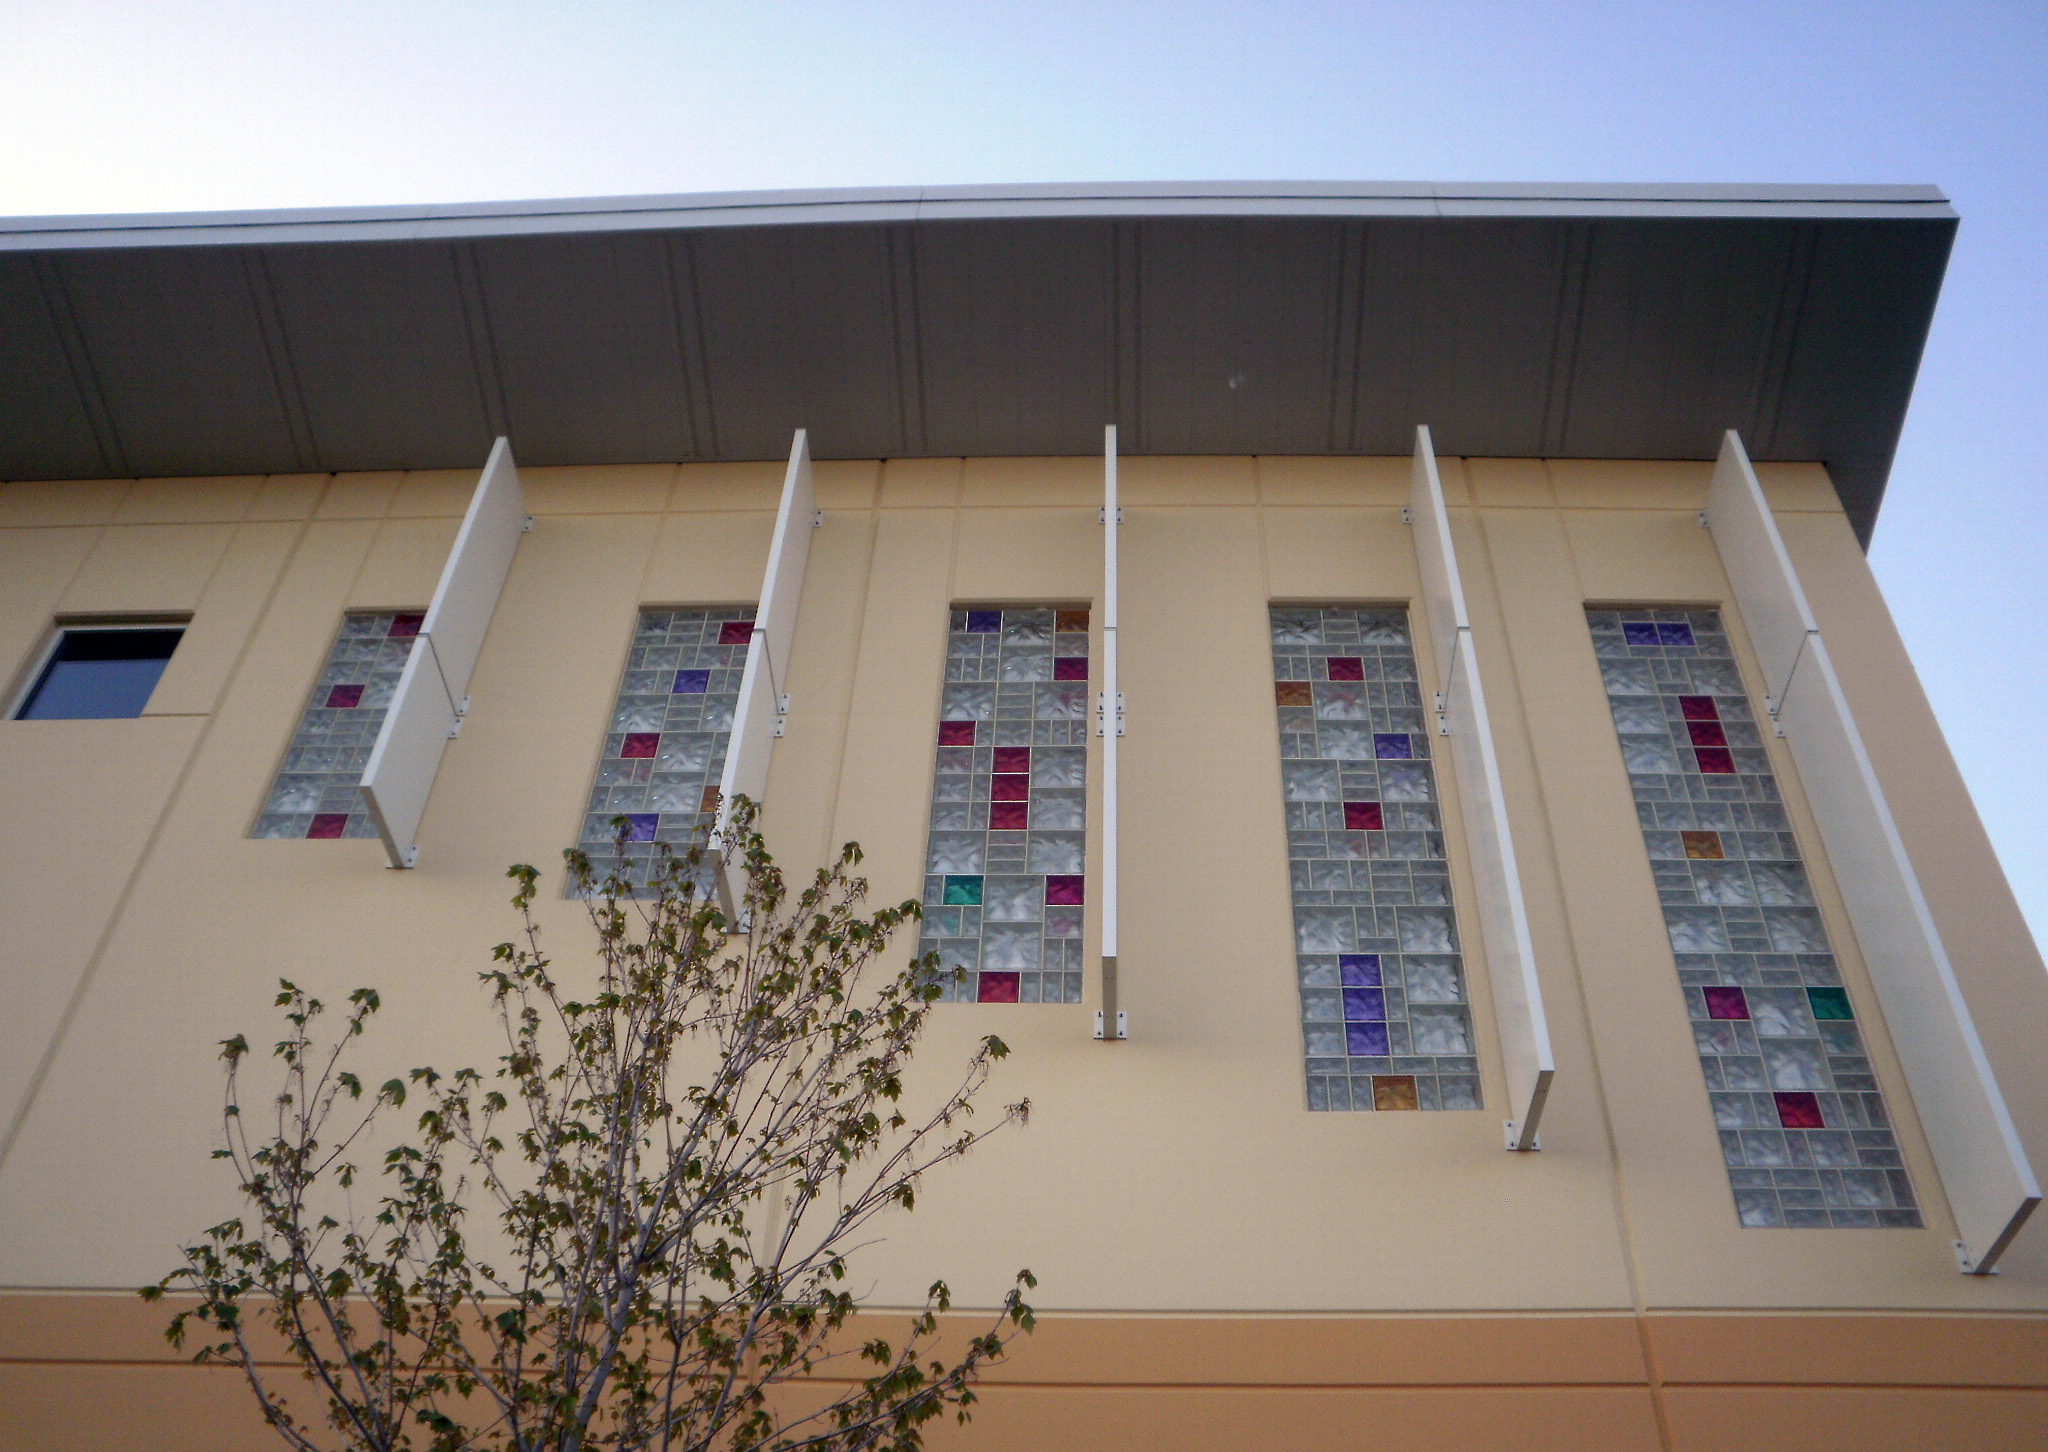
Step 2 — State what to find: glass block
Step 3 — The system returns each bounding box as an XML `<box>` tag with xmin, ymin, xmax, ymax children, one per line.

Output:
<box><xmin>1273</xmin><ymin>607</ymin><xmax>1478</xmax><ymax>1112</ymax></box>
<box><xmin>256</xmin><ymin>611</ymin><xmax>425</xmax><ymax>843</ymax></box>
<box><xmin>920</xmin><ymin>606</ymin><xmax>1089</xmax><ymax>1004</ymax></box>
<box><xmin>569</xmin><ymin>607</ymin><xmax>753</xmax><ymax>895</ymax></box>
<box><xmin>1587</xmin><ymin>605</ymin><xmax>1916</xmax><ymax>1228</ymax></box>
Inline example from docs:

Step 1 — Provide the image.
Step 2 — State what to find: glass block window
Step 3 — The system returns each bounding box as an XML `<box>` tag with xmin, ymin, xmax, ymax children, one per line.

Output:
<box><xmin>1589</xmin><ymin>607</ymin><xmax>1920</xmax><ymax>1228</ymax></box>
<box><xmin>1271</xmin><ymin>606</ymin><xmax>1481</xmax><ymax>1113</ymax></box>
<box><xmin>255</xmin><ymin>611</ymin><xmax>422</xmax><ymax>839</ymax></box>
<box><xmin>572</xmin><ymin>606</ymin><xmax>754</xmax><ymax>892</ymax></box>
<box><xmin>919</xmin><ymin>607</ymin><xmax>1091</xmax><ymax>1004</ymax></box>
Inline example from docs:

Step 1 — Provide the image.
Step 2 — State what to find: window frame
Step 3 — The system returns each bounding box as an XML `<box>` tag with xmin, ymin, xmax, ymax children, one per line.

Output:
<box><xmin>6</xmin><ymin>616</ymin><xmax>190</xmax><ymax>722</ymax></box>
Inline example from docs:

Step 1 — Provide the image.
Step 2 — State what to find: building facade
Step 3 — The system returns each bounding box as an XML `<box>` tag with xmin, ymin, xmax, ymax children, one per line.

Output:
<box><xmin>2</xmin><ymin>184</ymin><xmax>2045</xmax><ymax>1448</ymax></box>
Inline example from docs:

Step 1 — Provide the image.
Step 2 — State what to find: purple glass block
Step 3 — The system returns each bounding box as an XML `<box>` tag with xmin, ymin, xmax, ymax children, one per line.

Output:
<box><xmin>1326</xmin><ymin>657</ymin><xmax>1365</xmax><ymax>681</ymax></box>
<box><xmin>1623</xmin><ymin>622</ymin><xmax>1660</xmax><ymax>646</ymax></box>
<box><xmin>1338</xmin><ymin>954</ymin><xmax>1382</xmax><ymax>987</ymax></box>
<box><xmin>1343</xmin><ymin>987</ymin><xmax>1386</xmax><ymax>1021</ymax></box>
<box><xmin>1343</xmin><ymin>801</ymin><xmax>1384</xmax><ymax>831</ymax></box>
<box><xmin>1053</xmin><ymin>656</ymin><xmax>1088</xmax><ymax>680</ymax></box>
<box><xmin>1045</xmin><ymin>874</ymin><xmax>1085</xmax><ymax>905</ymax></box>
<box><xmin>1687</xmin><ymin>719</ymin><xmax>1727</xmax><ymax>747</ymax></box>
<box><xmin>1775</xmin><ymin>1092</ymin><xmax>1826</xmax><ymax>1129</ymax></box>
<box><xmin>992</xmin><ymin>746</ymin><xmax>1031</xmax><ymax>773</ymax></box>
<box><xmin>1695</xmin><ymin>746</ymin><xmax>1737</xmax><ymax>774</ymax></box>
<box><xmin>965</xmin><ymin>610</ymin><xmax>1002</xmax><ymax>633</ymax></box>
<box><xmin>938</xmin><ymin>720</ymin><xmax>976</xmax><ymax>746</ymax></box>
<box><xmin>1679</xmin><ymin>695</ymin><xmax>1719</xmax><ymax>721</ymax></box>
<box><xmin>620</xmin><ymin>733</ymin><xmax>659</xmax><ymax>759</ymax></box>
<box><xmin>1346</xmin><ymin>1021</ymin><xmax>1392</xmax><ymax>1056</ymax></box>
<box><xmin>624</xmin><ymin>813</ymin><xmax>659</xmax><ymax>843</ymax></box>
<box><xmin>977</xmin><ymin>972</ymin><xmax>1020</xmax><ymax>1003</ymax></box>
<box><xmin>1373</xmin><ymin>733</ymin><xmax>1413</xmax><ymax>760</ymax></box>
<box><xmin>1703</xmin><ymin>986</ymin><xmax>1750</xmax><ymax>1020</ymax></box>
<box><xmin>673</xmin><ymin>669</ymin><xmax>710</xmax><ymax>694</ymax></box>
<box><xmin>1658</xmin><ymin>622</ymin><xmax>1696</xmax><ymax>647</ymax></box>
<box><xmin>389</xmin><ymin>612</ymin><xmax>424</xmax><ymax>639</ymax></box>
<box><xmin>325</xmin><ymin>684</ymin><xmax>364</xmax><ymax>709</ymax></box>
<box><xmin>990</xmin><ymin>800</ymin><xmax>1029</xmax><ymax>831</ymax></box>
<box><xmin>718</xmin><ymin>621</ymin><xmax>754</xmax><ymax>645</ymax></box>
<box><xmin>307</xmin><ymin>813</ymin><xmax>349</xmax><ymax>839</ymax></box>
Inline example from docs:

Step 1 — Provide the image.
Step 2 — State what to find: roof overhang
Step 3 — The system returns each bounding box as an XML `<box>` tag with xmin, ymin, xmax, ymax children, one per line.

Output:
<box><xmin>0</xmin><ymin>182</ymin><xmax>1956</xmax><ymax>542</ymax></box>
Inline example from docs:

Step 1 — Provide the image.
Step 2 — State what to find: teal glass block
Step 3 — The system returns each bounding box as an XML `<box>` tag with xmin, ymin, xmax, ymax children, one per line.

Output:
<box><xmin>943</xmin><ymin>875</ymin><xmax>985</xmax><ymax>906</ymax></box>
<box><xmin>1807</xmin><ymin>986</ymin><xmax>1855</xmax><ymax>1021</ymax></box>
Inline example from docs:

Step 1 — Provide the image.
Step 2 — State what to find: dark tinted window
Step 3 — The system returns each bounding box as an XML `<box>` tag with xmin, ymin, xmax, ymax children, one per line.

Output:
<box><xmin>14</xmin><ymin>627</ymin><xmax>185</xmax><ymax>720</ymax></box>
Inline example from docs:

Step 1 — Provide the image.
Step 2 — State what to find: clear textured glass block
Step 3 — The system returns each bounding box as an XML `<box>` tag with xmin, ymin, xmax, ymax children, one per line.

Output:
<box><xmin>1028</xmin><ymin>832</ymin><xmax>1084</xmax><ymax>873</ymax></box>
<box><xmin>1404</xmin><ymin>957</ymin><xmax>1463</xmax><ymax>1003</ymax></box>
<box><xmin>1396</xmin><ymin>909</ymin><xmax>1455</xmax><ymax>953</ymax></box>
<box><xmin>1001</xmin><ymin>651</ymin><xmax>1052</xmax><ymax>681</ymax></box>
<box><xmin>983</xmin><ymin>876</ymin><xmax>1043</xmax><ymax>921</ymax></box>
<box><xmin>1315</xmin><ymin>683</ymin><xmax>1370</xmax><ymax>720</ymax></box>
<box><xmin>1765</xmin><ymin>909</ymin><xmax>1830</xmax><ymax>953</ymax></box>
<box><xmin>1032</xmin><ymin>747</ymin><xmax>1086</xmax><ymax>786</ymax></box>
<box><xmin>927</xmin><ymin>834</ymin><xmax>986</xmax><ymax>873</ymax></box>
<box><xmin>1295</xmin><ymin>909</ymin><xmax>1357</xmax><ymax>954</ymax></box>
<box><xmin>942</xmin><ymin>683</ymin><xmax>996</xmax><ymax>720</ymax></box>
<box><xmin>1378</xmin><ymin>763</ymin><xmax>1432</xmax><ymax>801</ymax></box>
<box><xmin>1409</xmin><ymin>1007</ymin><xmax>1472</xmax><ymax>1055</ymax></box>
<box><xmin>1284</xmin><ymin>761</ymin><xmax>1342</xmax><ymax>801</ymax></box>
<box><xmin>1664</xmin><ymin>909</ymin><xmax>1730</xmax><ymax>953</ymax></box>
<box><xmin>1032</xmin><ymin>791</ymin><xmax>1086</xmax><ymax>829</ymax></box>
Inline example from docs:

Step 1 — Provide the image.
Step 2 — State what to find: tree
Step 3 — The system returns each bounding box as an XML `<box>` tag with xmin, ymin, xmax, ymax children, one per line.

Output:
<box><xmin>144</xmin><ymin>807</ymin><xmax>1035</xmax><ymax>1451</ymax></box>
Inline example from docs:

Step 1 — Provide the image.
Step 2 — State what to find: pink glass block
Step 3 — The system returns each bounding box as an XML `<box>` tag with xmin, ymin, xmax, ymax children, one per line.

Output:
<box><xmin>325</xmin><ymin>684</ymin><xmax>364</xmax><ymax>709</ymax></box>
<box><xmin>1695</xmin><ymin>747</ymin><xmax>1737</xmax><ymax>774</ymax></box>
<box><xmin>1326</xmin><ymin>657</ymin><xmax>1365</xmax><ymax>681</ymax></box>
<box><xmin>990</xmin><ymin>801</ymin><xmax>1029</xmax><ymax>831</ymax></box>
<box><xmin>307</xmin><ymin>813</ymin><xmax>349</xmax><ymax>839</ymax></box>
<box><xmin>939</xmin><ymin>721</ymin><xmax>976</xmax><ymax>746</ymax></box>
<box><xmin>1703</xmin><ymin>986</ymin><xmax>1750</xmax><ymax>1020</ymax></box>
<box><xmin>1343</xmin><ymin>801</ymin><xmax>1384</xmax><ymax>831</ymax></box>
<box><xmin>1687</xmin><ymin>719</ymin><xmax>1728</xmax><ymax>747</ymax></box>
<box><xmin>621</xmin><ymin>733</ymin><xmax>659</xmax><ymax>759</ymax></box>
<box><xmin>992</xmin><ymin>746</ymin><xmax>1031</xmax><ymax>773</ymax></box>
<box><xmin>388</xmin><ymin>613</ymin><xmax>424</xmax><ymax>639</ymax></box>
<box><xmin>1045</xmin><ymin>874</ymin><xmax>1084</xmax><ymax>905</ymax></box>
<box><xmin>1054</xmin><ymin>656</ymin><xmax>1088</xmax><ymax>680</ymax></box>
<box><xmin>1775</xmin><ymin>1092</ymin><xmax>1826</xmax><ymax>1129</ymax></box>
<box><xmin>991</xmin><ymin>774</ymin><xmax>1030</xmax><ymax>801</ymax></box>
<box><xmin>718</xmin><ymin>621</ymin><xmax>755</xmax><ymax>645</ymax></box>
<box><xmin>977</xmin><ymin>972</ymin><xmax>1020</xmax><ymax>1003</ymax></box>
<box><xmin>1679</xmin><ymin>695</ymin><xmax>1719</xmax><ymax>721</ymax></box>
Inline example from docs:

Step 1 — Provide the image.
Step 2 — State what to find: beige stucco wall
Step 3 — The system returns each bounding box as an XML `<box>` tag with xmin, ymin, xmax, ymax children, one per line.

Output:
<box><xmin>1</xmin><ymin>454</ymin><xmax>2045</xmax><ymax>1332</ymax></box>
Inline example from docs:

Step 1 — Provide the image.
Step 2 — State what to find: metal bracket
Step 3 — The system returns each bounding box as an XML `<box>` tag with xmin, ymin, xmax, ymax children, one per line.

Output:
<box><xmin>386</xmin><ymin>844</ymin><xmax>419</xmax><ymax>870</ymax></box>
<box><xmin>773</xmin><ymin>693</ymin><xmax>790</xmax><ymax>739</ymax></box>
<box><xmin>1401</xmin><ymin>506</ymin><xmax>1413</xmax><ymax>525</ymax></box>
<box><xmin>522</xmin><ymin>515</ymin><xmax>535</xmax><ymax>532</ymax></box>
<box><xmin>1955</xmin><ymin>1239</ymin><xmax>1994</xmax><ymax>1274</ymax></box>
<box><xmin>1093</xmin><ymin>1010</ymin><xmax>1128</xmax><ymax>1040</ymax></box>
<box><xmin>1434</xmin><ymin>689</ymin><xmax>1451</xmax><ymax>737</ymax></box>
<box><xmin>811</xmin><ymin>509</ymin><xmax>823</xmax><ymax>528</ymax></box>
<box><xmin>1698</xmin><ymin>510</ymin><xmax>1710</xmax><ymax>529</ymax></box>
<box><xmin>1098</xmin><ymin>507</ymin><xmax>1124</xmax><ymax>524</ymax></box>
<box><xmin>1505</xmin><ymin>1121</ymin><xmax>1541</xmax><ymax>1151</ymax></box>
<box><xmin>1096</xmin><ymin>691</ymin><xmax>1125</xmax><ymax>738</ymax></box>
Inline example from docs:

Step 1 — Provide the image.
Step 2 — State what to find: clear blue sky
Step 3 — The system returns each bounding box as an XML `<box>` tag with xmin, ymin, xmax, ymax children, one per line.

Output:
<box><xmin>4</xmin><ymin>1</ymin><xmax>2043</xmax><ymax>944</ymax></box>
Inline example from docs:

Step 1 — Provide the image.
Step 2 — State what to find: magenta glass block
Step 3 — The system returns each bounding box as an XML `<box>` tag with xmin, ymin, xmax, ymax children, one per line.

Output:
<box><xmin>965</xmin><ymin>610</ymin><xmax>1002</xmax><ymax>633</ymax></box>
<box><xmin>1053</xmin><ymin>656</ymin><xmax>1088</xmax><ymax>680</ymax></box>
<box><xmin>1326</xmin><ymin>656</ymin><xmax>1365</xmax><ymax>681</ymax></box>
<box><xmin>977</xmin><ymin>972</ymin><xmax>1021</xmax><ymax>1003</ymax></box>
<box><xmin>1045</xmin><ymin>874</ymin><xmax>1085</xmax><ymax>905</ymax></box>
<box><xmin>388</xmin><ymin>612</ymin><xmax>424</xmax><ymax>639</ymax></box>
<box><xmin>990</xmin><ymin>774</ymin><xmax>1030</xmax><ymax>801</ymax></box>
<box><xmin>1703</xmin><ymin>986</ymin><xmax>1750</xmax><ymax>1020</ymax></box>
<box><xmin>938</xmin><ymin>720</ymin><xmax>976</xmax><ymax>746</ymax></box>
<box><xmin>1343</xmin><ymin>987</ymin><xmax>1385</xmax><ymax>1021</ymax></box>
<box><xmin>621</xmin><ymin>733</ymin><xmax>659</xmax><ymax>759</ymax></box>
<box><xmin>1589</xmin><ymin>606</ymin><xmax>1918</xmax><ymax>1228</ymax></box>
<box><xmin>992</xmin><ymin>745</ymin><xmax>1031</xmax><ymax>773</ymax></box>
<box><xmin>1775</xmin><ymin>1092</ymin><xmax>1826</xmax><ymax>1130</ymax></box>
<box><xmin>989</xmin><ymin>800</ymin><xmax>1029</xmax><ymax>831</ymax></box>
<box><xmin>325</xmin><ymin>683</ymin><xmax>364</xmax><ymax>709</ymax></box>
<box><xmin>623</xmin><ymin>813</ymin><xmax>659</xmax><ymax>843</ymax></box>
<box><xmin>307</xmin><ymin>813</ymin><xmax>349</xmax><ymax>839</ymax></box>
<box><xmin>673</xmin><ymin>669</ymin><xmax>710</xmax><ymax>693</ymax></box>
<box><xmin>1339</xmin><ymin>954</ymin><xmax>1382</xmax><ymax>986</ymax></box>
<box><xmin>1346</xmin><ymin>1021</ymin><xmax>1391</xmax><ymax>1056</ymax></box>
<box><xmin>1372</xmin><ymin>733</ymin><xmax>1412</xmax><ymax>760</ymax></box>
<box><xmin>1343</xmin><ymin>801</ymin><xmax>1384</xmax><ymax>831</ymax></box>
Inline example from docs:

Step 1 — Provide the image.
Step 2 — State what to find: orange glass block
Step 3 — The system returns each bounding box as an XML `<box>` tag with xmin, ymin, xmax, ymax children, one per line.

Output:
<box><xmin>1275</xmin><ymin>681</ymin><xmax>1312</xmax><ymax>707</ymax></box>
<box><xmin>1682</xmin><ymin>830</ymin><xmax>1724</xmax><ymax>859</ymax></box>
<box><xmin>1372</xmin><ymin>1075</ymin><xmax>1420</xmax><ymax>1111</ymax></box>
<box><xmin>1055</xmin><ymin>609</ymin><xmax>1090</xmax><ymax>633</ymax></box>
<box><xmin>700</xmin><ymin>785</ymin><xmax>721</xmax><ymax>813</ymax></box>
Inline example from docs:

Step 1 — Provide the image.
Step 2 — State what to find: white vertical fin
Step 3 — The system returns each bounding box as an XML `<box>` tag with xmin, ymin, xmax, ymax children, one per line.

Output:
<box><xmin>713</xmin><ymin>429</ymin><xmax>818</xmax><ymax>919</ymax></box>
<box><xmin>1095</xmin><ymin>425</ymin><xmax>1126</xmax><ymax>1039</ymax></box>
<box><xmin>1706</xmin><ymin>430</ymin><xmax>2039</xmax><ymax>1272</ymax></box>
<box><xmin>361</xmin><ymin>437</ymin><xmax>527</xmax><ymax>870</ymax></box>
<box><xmin>1409</xmin><ymin>427</ymin><xmax>1554</xmax><ymax>1149</ymax></box>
